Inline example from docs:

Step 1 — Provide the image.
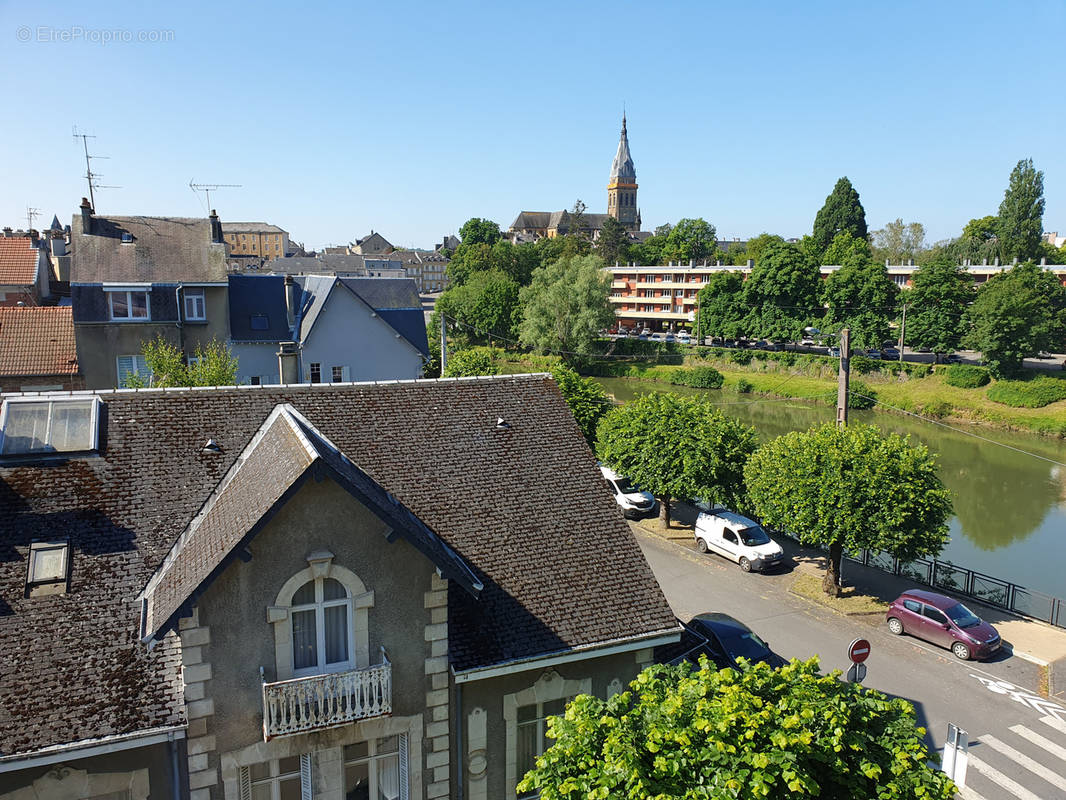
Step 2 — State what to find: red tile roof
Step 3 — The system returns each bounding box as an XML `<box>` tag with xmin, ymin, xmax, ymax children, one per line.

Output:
<box><xmin>0</xmin><ymin>306</ymin><xmax>78</xmax><ymax>377</ymax></box>
<box><xmin>0</xmin><ymin>238</ymin><xmax>40</xmax><ymax>285</ymax></box>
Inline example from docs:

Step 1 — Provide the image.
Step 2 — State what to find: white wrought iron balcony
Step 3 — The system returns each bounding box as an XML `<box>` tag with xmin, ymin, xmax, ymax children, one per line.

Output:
<box><xmin>262</xmin><ymin>654</ymin><xmax>392</xmax><ymax>740</ymax></box>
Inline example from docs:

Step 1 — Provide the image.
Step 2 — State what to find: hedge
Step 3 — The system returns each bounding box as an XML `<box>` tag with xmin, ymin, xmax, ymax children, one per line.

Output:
<box><xmin>943</xmin><ymin>364</ymin><xmax>991</xmax><ymax>388</ymax></box>
<box><xmin>848</xmin><ymin>380</ymin><xmax>877</xmax><ymax>409</ymax></box>
<box><xmin>669</xmin><ymin>366</ymin><xmax>725</xmax><ymax>389</ymax></box>
<box><xmin>987</xmin><ymin>377</ymin><xmax>1066</xmax><ymax>408</ymax></box>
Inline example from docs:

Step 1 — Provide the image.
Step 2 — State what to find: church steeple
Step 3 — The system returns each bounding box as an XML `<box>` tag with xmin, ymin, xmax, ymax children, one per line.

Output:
<box><xmin>607</xmin><ymin>114</ymin><xmax>638</xmax><ymax>230</ymax></box>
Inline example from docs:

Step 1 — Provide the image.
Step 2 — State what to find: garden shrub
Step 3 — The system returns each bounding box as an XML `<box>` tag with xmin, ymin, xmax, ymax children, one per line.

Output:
<box><xmin>920</xmin><ymin>399</ymin><xmax>952</xmax><ymax>419</ymax></box>
<box><xmin>669</xmin><ymin>366</ymin><xmax>725</xmax><ymax>389</ymax></box>
<box><xmin>735</xmin><ymin>378</ymin><xmax>754</xmax><ymax>394</ymax></box>
<box><xmin>728</xmin><ymin>349</ymin><xmax>753</xmax><ymax>366</ymax></box>
<box><xmin>847</xmin><ymin>380</ymin><xmax>877</xmax><ymax>409</ymax></box>
<box><xmin>943</xmin><ymin>364</ymin><xmax>991</xmax><ymax>388</ymax></box>
<box><xmin>987</xmin><ymin>376</ymin><xmax>1066</xmax><ymax>408</ymax></box>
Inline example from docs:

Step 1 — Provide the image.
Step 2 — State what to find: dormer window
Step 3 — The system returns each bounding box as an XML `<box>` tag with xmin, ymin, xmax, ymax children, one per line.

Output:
<box><xmin>27</xmin><ymin>540</ymin><xmax>70</xmax><ymax>596</ymax></box>
<box><xmin>0</xmin><ymin>397</ymin><xmax>102</xmax><ymax>456</ymax></box>
<box><xmin>107</xmin><ymin>289</ymin><xmax>150</xmax><ymax>321</ymax></box>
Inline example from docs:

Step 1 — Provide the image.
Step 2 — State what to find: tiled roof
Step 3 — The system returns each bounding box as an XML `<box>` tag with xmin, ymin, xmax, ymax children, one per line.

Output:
<box><xmin>0</xmin><ymin>306</ymin><xmax>78</xmax><ymax>378</ymax></box>
<box><xmin>70</xmin><ymin>215</ymin><xmax>228</xmax><ymax>284</ymax></box>
<box><xmin>0</xmin><ymin>376</ymin><xmax>676</xmax><ymax>753</ymax></box>
<box><xmin>0</xmin><ymin>239</ymin><xmax>39</xmax><ymax>285</ymax></box>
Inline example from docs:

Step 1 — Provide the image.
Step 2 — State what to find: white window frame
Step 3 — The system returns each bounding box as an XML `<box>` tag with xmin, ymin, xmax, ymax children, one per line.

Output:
<box><xmin>107</xmin><ymin>289</ymin><xmax>150</xmax><ymax>321</ymax></box>
<box><xmin>0</xmin><ymin>396</ymin><xmax>102</xmax><ymax>456</ymax></box>
<box><xmin>343</xmin><ymin>734</ymin><xmax>409</xmax><ymax>800</ymax></box>
<box><xmin>117</xmin><ymin>354</ymin><xmax>152</xmax><ymax>386</ymax></box>
<box><xmin>183</xmin><ymin>288</ymin><xmax>206</xmax><ymax>321</ymax></box>
<box><xmin>238</xmin><ymin>754</ymin><xmax>312</xmax><ymax>800</ymax></box>
<box><xmin>290</xmin><ymin>576</ymin><xmax>354</xmax><ymax>678</ymax></box>
<box><xmin>27</xmin><ymin>540</ymin><xmax>70</xmax><ymax>585</ymax></box>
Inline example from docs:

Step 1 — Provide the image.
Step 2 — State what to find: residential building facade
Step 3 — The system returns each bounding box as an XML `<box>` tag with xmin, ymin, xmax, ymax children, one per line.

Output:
<box><xmin>222</xmin><ymin>222</ymin><xmax>290</xmax><ymax>261</ymax></box>
<box><xmin>0</xmin><ymin>376</ymin><xmax>679</xmax><ymax>800</ymax></box>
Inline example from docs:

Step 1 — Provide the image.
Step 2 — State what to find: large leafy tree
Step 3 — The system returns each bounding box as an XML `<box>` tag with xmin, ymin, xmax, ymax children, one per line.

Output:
<box><xmin>742</xmin><ymin>239</ymin><xmax>821</xmax><ymax>340</ymax></box>
<box><xmin>548</xmin><ymin>363</ymin><xmax>611</xmax><ymax>446</ymax></box>
<box><xmin>954</xmin><ymin>214</ymin><xmax>1004</xmax><ymax>265</ymax></box>
<box><xmin>458</xmin><ymin>217</ymin><xmax>501</xmax><ymax>247</ymax></box>
<box><xmin>596</xmin><ymin>216</ymin><xmax>630</xmax><ymax>266</ymax></box>
<box><xmin>742</xmin><ymin>232</ymin><xmax>784</xmax><ymax>266</ymax></box>
<box><xmin>811</xmin><ymin>176</ymin><xmax>868</xmax><ymax>257</ymax></box>
<box><xmin>996</xmin><ymin>158</ymin><xmax>1045</xmax><ymax>263</ymax></box>
<box><xmin>434</xmin><ymin>269</ymin><xmax>522</xmax><ymax>341</ymax></box>
<box><xmin>520</xmin><ymin>658</ymin><xmax>956</xmax><ymax>800</ymax></box>
<box><xmin>442</xmin><ymin>347</ymin><xmax>497</xmax><ymax>378</ymax></box>
<box><xmin>746</xmin><ymin>423</ymin><xmax>952</xmax><ymax>595</ymax></box>
<box><xmin>123</xmin><ymin>337</ymin><xmax>239</xmax><ymax>388</ymax></box>
<box><xmin>964</xmin><ymin>261</ymin><xmax>1066</xmax><ymax>377</ymax></box>
<box><xmin>662</xmin><ymin>217</ymin><xmax>717</xmax><ymax>264</ymax></box>
<box><xmin>518</xmin><ymin>254</ymin><xmax>613</xmax><ymax>358</ymax></box>
<box><xmin>872</xmin><ymin>218</ymin><xmax>926</xmax><ymax>264</ymax></box>
<box><xmin>446</xmin><ymin>239</ymin><xmax>540</xmax><ymax>287</ymax></box>
<box><xmin>695</xmin><ymin>271</ymin><xmax>746</xmax><ymax>341</ymax></box>
<box><xmin>597</xmin><ymin>393</ymin><xmax>757</xmax><ymax>525</ymax></box>
<box><xmin>820</xmin><ymin>230</ymin><xmax>873</xmax><ymax>266</ymax></box>
<box><xmin>821</xmin><ymin>252</ymin><xmax>899</xmax><ymax>349</ymax></box>
<box><xmin>904</xmin><ymin>255</ymin><xmax>974</xmax><ymax>356</ymax></box>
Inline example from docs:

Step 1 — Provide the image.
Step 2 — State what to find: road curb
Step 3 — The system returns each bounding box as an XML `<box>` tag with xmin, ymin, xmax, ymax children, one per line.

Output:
<box><xmin>1049</xmin><ymin>657</ymin><xmax>1066</xmax><ymax>700</ymax></box>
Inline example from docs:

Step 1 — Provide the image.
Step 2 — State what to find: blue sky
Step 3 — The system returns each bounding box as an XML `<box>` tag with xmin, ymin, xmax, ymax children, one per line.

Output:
<box><xmin>1</xmin><ymin>0</ymin><xmax>1063</xmax><ymax>250</ymax></box>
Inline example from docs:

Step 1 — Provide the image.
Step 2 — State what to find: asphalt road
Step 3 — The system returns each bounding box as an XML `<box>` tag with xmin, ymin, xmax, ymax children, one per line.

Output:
<box><xmin>635</xmin><ymin>528</ymin><xmax>1066</xmax><ymax>799</ymax></box>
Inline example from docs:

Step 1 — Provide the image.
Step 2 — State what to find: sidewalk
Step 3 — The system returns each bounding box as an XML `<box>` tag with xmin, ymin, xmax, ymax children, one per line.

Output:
<box><xmin>636</xmin><ymin>502</ymin><xmax>1066</xmax><ymax>699</ymax></box>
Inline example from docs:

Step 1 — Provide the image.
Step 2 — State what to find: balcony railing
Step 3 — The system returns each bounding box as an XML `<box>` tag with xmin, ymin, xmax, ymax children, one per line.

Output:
<box><xmin>262</xmin><ymin>651</ymin><xmax>392</xmax><ymax>740</ymax></box>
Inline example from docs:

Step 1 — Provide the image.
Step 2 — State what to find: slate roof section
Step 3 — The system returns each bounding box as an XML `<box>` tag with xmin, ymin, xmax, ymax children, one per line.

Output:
<box><xmin>338</xmin><ymin>278</ymin><xmax>428</xmax><ymax>356</ymax></box>
<box><xmin>70</xmin><ymin>215</ymin><xmax>228</xmax><ymax>284</ymax></box>
<box><xmin>221</xmin><ymin>222</ymin><xmax>287</xmax><ymax>235</ymax></box>
<box><xmin>228</xmin><ymin>275</ymin><xmax>291</xmax><ymax>342</ymax></box>
<box><xmin>0</xmin><ymin>376</ymin><xmax>676</xmax><ymax>753</ymax></box>
<box><xmin>0</xmin><ymin>239</ymin><xmax>40</xmax><ymax>285</ymax></box>
<box><xmin>0</xmin><ymin>307</ymin><xmax>78</xmax><ymax>377</ymax></box>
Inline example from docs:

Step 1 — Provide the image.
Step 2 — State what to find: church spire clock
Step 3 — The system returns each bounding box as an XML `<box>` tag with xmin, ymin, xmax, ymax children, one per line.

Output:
<box><xmin>607</xmin><ymin>114</ymin><xmax>639</xmax><ymax>230</ymax></box>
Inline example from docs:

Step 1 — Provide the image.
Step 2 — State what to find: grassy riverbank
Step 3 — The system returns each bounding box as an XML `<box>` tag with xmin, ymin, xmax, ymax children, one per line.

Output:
<box><xmin>492</xmin><ymin>348</ymin><xmax>1066</xmax><ymax>437</ymax></box>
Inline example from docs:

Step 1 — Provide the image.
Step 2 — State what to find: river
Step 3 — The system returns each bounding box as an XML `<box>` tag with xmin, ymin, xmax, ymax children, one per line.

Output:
<box><xmin>594</xmin><ymin>377</ymin><xmax>1066</xmax><ymax>599</ymax></box>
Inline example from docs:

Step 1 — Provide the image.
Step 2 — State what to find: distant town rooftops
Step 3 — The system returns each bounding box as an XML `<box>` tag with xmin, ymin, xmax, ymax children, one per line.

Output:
<box><xmin>221</xmin><ymin>222</ymin><xmax>288</xmax><ymax>234</ymax></box>
<box><xmin>0</xmin><ymin>306</ymin><xmax>78</xmax><ymax>377</ymax></box>
<box><xmin>0</xmin><ymin>237</ymin><xmax>40</xmax><ymax>285</ymax></box>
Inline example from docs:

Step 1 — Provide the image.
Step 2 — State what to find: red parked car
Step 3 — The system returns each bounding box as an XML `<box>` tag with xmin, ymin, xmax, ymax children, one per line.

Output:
<box><xmin>886</xmin><ymin>589</ymin><xmax>1001</xmax><ymax>660</ymax></box>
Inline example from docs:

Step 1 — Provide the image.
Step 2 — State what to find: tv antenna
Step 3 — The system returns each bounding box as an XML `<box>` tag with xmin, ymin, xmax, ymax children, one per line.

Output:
<box><xmin>189</xmin><ymin>180</ymin><xmax>242</xmax><ymax>213</ymax></box>
<box><xmin>72</xmin><ymin>126</ymin><xmax>121</xmax><ymax>211</ymax></box>
<box><xmin>26</xmin><ymin>206</ymin><xmax>40</xmax><ymax>233</ymax></box>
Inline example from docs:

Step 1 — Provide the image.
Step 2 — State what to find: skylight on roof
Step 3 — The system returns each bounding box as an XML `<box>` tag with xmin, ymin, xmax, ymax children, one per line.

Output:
<box><xmin>0</xmin><ymin>397</ymin><xmax>102</xmax><ymax>456</ymax></box>
<box><xmin>250</xmin><ymin>314</ymin><xmax>269</xmax><ymax>331</ymax></box>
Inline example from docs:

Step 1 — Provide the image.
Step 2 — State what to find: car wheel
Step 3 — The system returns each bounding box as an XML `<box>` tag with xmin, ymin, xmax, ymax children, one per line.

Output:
<box><xmin>952</xmin><ymin>642</ymin><xmax>971</xmax><ymax>660</ymax></box>
<box><xmin>887</xmin><ymin>618</ymin><xmax>904</xmax><ymax>636</ymax></box>
<box><xmin>696</xmin><ymin>538</ymin><xmax>708</xmax><ymax>554</ymax></box>
<box><xmin>739</xmin><ymin>557</ymin><xmax>751</xmax><ymax>572</ymax></box>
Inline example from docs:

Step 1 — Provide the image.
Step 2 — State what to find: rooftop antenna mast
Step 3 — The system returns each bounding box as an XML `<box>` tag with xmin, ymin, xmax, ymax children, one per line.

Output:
<box><xmin>189</xmin><ymin>180</ymin><xmax>242</xmax><ymax>214</ymax></box>
<box><xmin>72</xmin><ymin>126</ymin><xmax>121</xmax><ymax>211</ymax></box>
<box><xmin>26</xmin><ymin>206</ymin><xmax>40</xmax><ymax>233</ymax></box>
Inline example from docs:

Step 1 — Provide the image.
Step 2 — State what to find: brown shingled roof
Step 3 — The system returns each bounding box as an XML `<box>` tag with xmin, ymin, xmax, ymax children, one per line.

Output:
<box><xmin>0</xmin><ymin>239</ymin><xmax>39</xmax><ymax>285</ymax></box>
<box><xmin>0</xmin><ymin>306</ymin><xmax>78</xmax><ymax>378</ymax></box>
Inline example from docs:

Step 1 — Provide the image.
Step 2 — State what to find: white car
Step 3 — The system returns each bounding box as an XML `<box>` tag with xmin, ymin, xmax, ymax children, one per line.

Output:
<box><xmin>676</xmin><ymin>330</ymin><xmax>691</xmax><ymax>343</ymax></box>
<box><xmin>600</xmin><ymin>465</ymin><xmax>657</xmax><ymax>519</ymax></box>
<box><xmin>694</xmin><ymin>510</ymin><xmax>785</xmax><ymax>572</ymax></box>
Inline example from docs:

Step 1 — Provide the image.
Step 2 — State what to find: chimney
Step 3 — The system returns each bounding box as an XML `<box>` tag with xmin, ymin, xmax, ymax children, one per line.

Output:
<box><xmin>29</xmin><ymin>229</ymin><xmax>40</xmax><ymax>246</ymax></box>
<box><xmin>209</xmin><ymin>209</ymin><xmax>223</xmax><ymax>243</ymax></box>
<box><xmin>277</xmin><ymin>342</ymin><xmax>300</xmax><ymax>385</ymax></box>
<box><xmin>79</xmin><ymin>197</ymin><xmax>92</xmax><ymax>234</ymax></box>
<box><xmin>1</xmin><ymin>227</ymin><xmax>11</xmax><ymax>238</ymax></box>
<box><xmin>284</xmin><ymin>275</ymin><xmax>298</xmax><ymax>330</ymax></box>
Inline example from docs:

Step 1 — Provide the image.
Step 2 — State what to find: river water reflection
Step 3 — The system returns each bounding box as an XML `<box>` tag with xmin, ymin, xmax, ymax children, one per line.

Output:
<box><xmin>594</xmin><ymin>377</ymin><xmax>1066</xmax><ymax>598</ymax></box>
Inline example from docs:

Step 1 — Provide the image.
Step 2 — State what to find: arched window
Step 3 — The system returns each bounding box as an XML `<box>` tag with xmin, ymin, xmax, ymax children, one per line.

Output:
<box><xmin>291</xmin><ymin>576</ymin><xmax>352</xmax><ymax>675</ymax></box>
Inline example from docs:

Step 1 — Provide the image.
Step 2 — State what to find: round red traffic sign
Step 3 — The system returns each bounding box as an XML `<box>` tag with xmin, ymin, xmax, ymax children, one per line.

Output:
<box><xmin>848</xmin><ymin>638</ymin><xmax>871</xmax><ymax>664</ymax></box>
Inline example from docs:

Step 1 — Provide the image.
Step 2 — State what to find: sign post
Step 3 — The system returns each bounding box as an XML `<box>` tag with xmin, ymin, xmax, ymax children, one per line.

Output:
<box><xmin>846</xmin><ymin>638</ymin><xmax>870</xmax><ymax>683</ymax></box>
<box><xmin>942</xmin><ymin>723</ymin><xmax>969</xmax><ymax>786</ymax></box>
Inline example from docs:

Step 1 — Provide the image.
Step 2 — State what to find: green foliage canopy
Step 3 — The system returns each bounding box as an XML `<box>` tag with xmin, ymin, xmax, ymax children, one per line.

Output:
<box><xmin>821</xmin><ymin>255</ymin><xmax>899</xmax><ymax>349</ymax></box>
<box><xmin>695</xmin><ymin>271</ymin><xmax>746</xmax><ymax>341</ymax></box>
<box><xmin>596</xmin><ymin>216</ymin><xmax>630</xmax><ymax>266</ymax></box>
<box><xmin>518</xmin><ymin>254</ymin><xmax>614</xmax><ymax>358</ymax></box>
<box><xmin>904</xmin><ymin>255</ymin><xmax>975</xmax><ymax>355</ymax></box>
<box><xmin>745</xmin><ymin>423</ymin><xmax>952</xmax><ymax>593</ymax></box>
<box><xmin>742</xmin><ymin>240</ymin><xmax>821</xmax><ymax>340</ymax></box>
<box><xmin>122</xmin><ymin>337</ymin><xmax>239</xmax><ymax>388</ymax></box>
<box><xmin>458</xmin><ymin>217</ymin><xmax>501</xmax><ymax>247</ymax></box>
<box><xmin>442</xmin><ymin>347</ymin><xmax>498</xmax><ymax>378</ymax></box>
<box><xmin>811</xmin><ymin>176</ymin><xmax>868</xmax><ymax>257</ymax></box>
<box><xmin>434</xmin><ymin>270</ymin><xmax>522</xmax><ymax>341</ymax></box>
<box><xmin>519</xmin><ymin>658</ymin><xmax>956</xmax><ymax>800</ymax></box>
<box><xmin>662</xmin><ymin>217</ymin><xmax>717</xmax><ymax>263</ymax></box>
<box><xmin>547</xmin><ymin>363</ymin><xmax>611</xmax><ymax>445</ymax></box>
<box><xmin>996</xmin><ymin>158</ymin><xmax>1045</xmax><ymax>263</ymax></box>
<box><xmin>871</xmin><ymin>218</ymin><xmax>926</xmax><ymax>263</ymax></box>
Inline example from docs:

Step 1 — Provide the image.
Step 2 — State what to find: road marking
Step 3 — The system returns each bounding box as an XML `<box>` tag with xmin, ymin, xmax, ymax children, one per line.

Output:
<box><xmin>1041</xmin><ymin>715</ymin><xmax>1066</xmax><ymax>736</ymax></box>
<box><xmin>955</xmin><ymin>786</ymin><xmax>991</xmax><ymax>800</ymax></box>
<box><xmin>981</xmin><ymin>734</ymin><xmax>1066</xmax><ymax>789</ymax></box>
<box><xmin>968</xmin><ymin>755</ymin><xmax>1048</xmax><ymax>800</ymax></box>
<box><xmin>1010</xmin><ymin>724</ymin><xmax>1066</xmax><ymax>763</ymax></box>
<box><xmin>970</xmin><ymin>675</ymin><xmax>1066</xmax><ymax>721</ymax></box>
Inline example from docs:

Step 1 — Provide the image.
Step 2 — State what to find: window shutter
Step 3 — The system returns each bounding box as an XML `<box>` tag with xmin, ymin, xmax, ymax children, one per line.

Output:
<box><xmin>341</xmin><ymin>366</ymin><xmax>350</xmax><ymax>382</ymax></box>
<box><xmin>398</xmin><ymin>734</ymin><xmax>409</xmax><ymax>800</ymax></box>
<box><xmin>238</xmin><ymin>766</ymin><xmax>252</xmax><ymax>800</ymax></box>
<box><xmin>300</xmin><ymin>753</ymin><xmax>313</xmax><ymax>800</ymax></box>
<box><xmin>116</xmin><ymin>356</ymin><xmax>134</xmax><ymax>382</ymax></box>
<box><xmin>303</xmin><ymin>366</ymin><xmax>311</xmax><ymax>382</ymax></box>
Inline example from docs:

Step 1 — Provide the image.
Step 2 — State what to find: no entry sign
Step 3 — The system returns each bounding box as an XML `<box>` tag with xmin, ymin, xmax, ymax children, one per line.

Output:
<box><xmin>848</xmin><ymin>638</ymin><xmax>871</xmax><ymax>664</ymax></box>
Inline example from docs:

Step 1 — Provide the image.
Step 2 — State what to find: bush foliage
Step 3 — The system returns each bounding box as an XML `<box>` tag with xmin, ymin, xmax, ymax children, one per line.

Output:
<box><xmin>987</xmin><ymin>376</ymin><xmax>1066</xmax><ymax>408</ymax></box>
<box><xmin>942</xmin><ymin>364</ymin><xmax>991</xmax><ymax>388</ymax></box>
<box><xmin>669</xmin><ymin>366</ymin><xmax>725</xmax><ymax>389</ymax></box>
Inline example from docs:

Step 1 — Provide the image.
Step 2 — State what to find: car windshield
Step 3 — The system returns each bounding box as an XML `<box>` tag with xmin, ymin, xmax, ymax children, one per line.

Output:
<box><xmin>738</xmin><ymin>526</ymin><xmax>770</xmax><ymax>546</ymax></box>
<box><xmin>615</xmin><ymin>477</ymin><xmax>640</xmax><ymax>494</ymax></box>
<box><xmin>721</xmin><ymin>629</ymin><xmax>770</xmax><ymax>662</ymax></box>
<box><xmin>944</xmin><ymin>602</ymin><xmax>981</xmax><ymax>629</ymax></box>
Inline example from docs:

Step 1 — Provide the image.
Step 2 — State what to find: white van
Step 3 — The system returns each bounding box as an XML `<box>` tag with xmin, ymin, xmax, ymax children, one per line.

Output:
<box><xmin>600</xmin><ymin>465</ymin><xmax>657</xmax><ymax>519</ymax></box>
<box><xmin>694</xmin><ymin>510</ymin><xmax>784</xmax><ymax>572</ymax></box>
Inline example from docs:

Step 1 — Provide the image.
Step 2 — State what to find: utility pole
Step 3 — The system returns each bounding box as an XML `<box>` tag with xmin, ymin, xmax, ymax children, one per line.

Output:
<box><xmin>836</xmin><ymin>327</ymin><xmax>850</xmax><ymax>428</ymax></box>
<box><xmin>898</xmin><ymin>302</ymin><xmax>907</xmax><ymax>363</ymax></box>
<box><xmin>440</xmin><ymin>315</ymin><xmax>448</xmax><ymax>375</ymax></box>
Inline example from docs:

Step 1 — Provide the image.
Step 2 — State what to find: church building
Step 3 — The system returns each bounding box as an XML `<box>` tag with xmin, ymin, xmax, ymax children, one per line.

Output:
<box><xmin>509</xmin><ymin>116</ymin><xmax>644</xmax><ymax>240</ymax></box>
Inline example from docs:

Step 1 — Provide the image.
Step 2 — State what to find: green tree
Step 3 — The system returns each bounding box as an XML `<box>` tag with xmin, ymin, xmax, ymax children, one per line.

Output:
<box><xmin>742</xmin><ymin>239</ymin><xmax>821</xmax><ymax>340</ymax></box>
<box><xmin>746</xmin><ymin>423</ymin><xmax>952</xmax><ymax>595</ymax></box>
<box><xmin>630</xmin><ymin>233</ymin><xmax>665</xmax><ymax>265</ymax></box>
<box><xmin>661</xmin><ymin>217</ymin><xmax>717</xmax><ymax>263</ymax></box>
<box><xmin>872</xmin><ymin>218</ymin><xmax>926</xmax><ymax>263</ymax></box>
<box><xmin>821</xmin><ymin>253</ymin><xmax>899</xmax><ymax>349</ymax></box>
<box><xmin>743</xmin><ymin>233</ymin><xmax>784</xmax><ymax>266</ymax></box>
<box><xmin>519</xmin><ymin>254</ymin><xmax>613</xmax><ymax>358</ymax></box>
<box><xmin>458</xmin><ymin>217</ymin><xmax>501</xmax><ymax>247</ymax></box>
<box><xmin>597</xmin><ymin>393</ymin><xmax>757</xmax><ymax>525</ymax></box>
<box><xmin>695</xmin><ymin>271</ymin><xmax>746</xmax><ymax>341</ymax></box>
<box><xmin>904</xmin><ymin>255</ymin><xmax>974</xmax><ymax>356</ymax></box>
<box><xmin>534</xmin><ymin>231</ymin><xmax>592</xmax><ymax>264</ymax></box>
<box><xmin>820</xmin><ymin>230</ymin><xmax>873</xmax><ymax>266</ymax></box>
<box><xmin>964</xmin><ymin>261</ymin><xmax>1066</xmax><ymax>377</ymax></box>
<box><xmin>122</xmin><ymin>337</ymin><xmax>239</xmax><ymax>388</ymax></box>
<box><xmin>811</xmin><ymin>176</ymin><xmax>868</xmax><ymax>257</ymax></box>
<box><xmin>434</xmin><ymin>270</ymin><xmax>522</xmax><ymax>341</ymax></box>
<box><xmin>548</xmin><ymin>363</ymin><xmax>611</xmax><ymax>445</ymax></box>
<box><xmin>566</xmin><ymin>199</ymin><xmax>588</xmax><ymax>240</ymax></box>
<box><xmin>596</xmin><ymin>216</ymin><xmax>631</xmax><ymax>266</ymax></box>
<box><xmin>446</xmin><ymin>242</ymin><xmax>494</xmax><ymax>286</ymax></box>
<box><xmin>520</xmin><ymin>658</ymin><xmax>956</xmax><ymax>800</ymax></box>
<box><xmin>442</xmin><ymin>347</ymin><xmax>498</xmax><ymax>378</ymax></box>
<box><xmin>996</xmin><ymin>158</ymin><xmax>1045</xmax><ymax>263</ymax></box>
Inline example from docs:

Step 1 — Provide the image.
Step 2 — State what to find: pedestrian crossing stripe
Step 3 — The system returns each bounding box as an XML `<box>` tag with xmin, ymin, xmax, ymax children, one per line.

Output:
<box><xmin>1041</xmin><ymin>714</ymin><xmax>1066</xmax><ymax>736</ymax></box>
<box><xmin>981</xmin><ymin>734</ymin><xmax>1065</xmax><ymax>789</ymax></box>
<box><xmin>967</xmin><ymin>755</ymin><xmax>1047</xmax><ymax>800</ymax></box>
<box><xmin>1010</xmin><ymin>723</ymin><xmax>1066</xmax><ymax>763</ymax></box>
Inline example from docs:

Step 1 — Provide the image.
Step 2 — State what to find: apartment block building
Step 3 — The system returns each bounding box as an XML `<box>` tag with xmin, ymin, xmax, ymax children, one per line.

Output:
<box><xmin>222</xmin><ymin>222</ymin><xmax>290</xmax><ymax>260</ymax></box>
